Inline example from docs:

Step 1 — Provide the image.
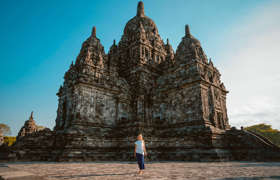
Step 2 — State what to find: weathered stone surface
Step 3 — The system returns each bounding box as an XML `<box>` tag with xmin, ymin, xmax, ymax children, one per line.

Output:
<box><xmin>5</xmin><ymin>1</ymin><xmax>280</xmax><ymax>162</ymax></box>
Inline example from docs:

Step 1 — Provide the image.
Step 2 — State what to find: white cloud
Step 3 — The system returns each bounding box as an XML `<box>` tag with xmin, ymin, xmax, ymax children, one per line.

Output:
<box><xmin>216</xmin><ymin>1</ymin><xmax>280</xmax><ymax>129</ymax></box>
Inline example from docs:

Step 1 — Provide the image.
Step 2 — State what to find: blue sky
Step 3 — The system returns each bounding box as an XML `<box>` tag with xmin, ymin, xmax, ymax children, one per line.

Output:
<box><xmin>0</xmin><ymin>0</ymin><xmax>279</xmax><ymax>135</ymax></box>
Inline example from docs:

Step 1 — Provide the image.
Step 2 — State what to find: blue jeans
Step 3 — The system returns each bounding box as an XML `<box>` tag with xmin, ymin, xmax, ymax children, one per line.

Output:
<box><xmin>136</xmin><ymin>153</ymin><xmax>145</xmax><ymax>170</ymax></box>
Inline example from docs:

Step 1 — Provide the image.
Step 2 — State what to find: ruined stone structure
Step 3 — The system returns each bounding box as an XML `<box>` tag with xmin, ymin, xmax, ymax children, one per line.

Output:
<box><xmin>17</xmin><ymin>112</ymin><xmax>47</xmax><ymax>140</ymax></box>
<box><xmin>17</xmin><ymin>112</ymin><xmax>38</xmax><ymax>139</ymax></box>
<box><xmin>4</xmin><ymin>2</ymin><xmax>280</xmax><ymax>162</ymax></box>
<box><xmin>3</xmin><ymin>112</ymin><xmax>55</xmax><ymax>161</ymax></box>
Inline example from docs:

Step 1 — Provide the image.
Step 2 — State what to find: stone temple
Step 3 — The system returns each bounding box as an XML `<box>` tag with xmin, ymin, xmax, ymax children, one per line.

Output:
<box><xmin>3</xmin><ymin>2</ymin><xmax>280</xmax><ymax>162</ymax></box>
<box><xmin>54</xmin><ymin>1</ymin><xmax>230</xmax><ymax>159</ymax></box>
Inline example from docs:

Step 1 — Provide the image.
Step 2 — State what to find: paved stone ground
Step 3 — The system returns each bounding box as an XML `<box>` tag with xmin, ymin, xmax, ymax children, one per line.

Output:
<box><xmin>1</xmin><ymin>162</ymin><xmax>280</xmax><ymax>180</ymax></box>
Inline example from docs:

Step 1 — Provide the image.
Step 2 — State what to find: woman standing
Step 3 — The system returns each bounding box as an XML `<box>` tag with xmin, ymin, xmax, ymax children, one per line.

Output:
<box><xmin>134</xmin><ymin>134</ymin><xmax>147</xmax><ymax>175</ymax></box>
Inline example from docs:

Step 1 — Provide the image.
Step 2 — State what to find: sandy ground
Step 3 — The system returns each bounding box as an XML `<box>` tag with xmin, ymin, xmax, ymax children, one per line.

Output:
<box><xmin>1</xmin><ymin>162</ymin><xmax>280</xmax><ymax>180</ymax></box>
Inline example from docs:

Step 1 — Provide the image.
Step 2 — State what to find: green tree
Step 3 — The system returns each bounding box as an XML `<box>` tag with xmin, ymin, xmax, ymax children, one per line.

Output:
<box><xmin>245</xmin><ymin>123</ymin><xmax>280</xmax><ymax>147</ymax></box>
<box><xmin>0</xmin><ymin>123</ymin><xmax>11</xmax><ymax>136</ymax></box>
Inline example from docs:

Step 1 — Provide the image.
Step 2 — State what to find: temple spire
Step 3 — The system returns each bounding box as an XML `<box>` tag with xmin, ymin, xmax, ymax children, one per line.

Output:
<box><xmin>113</xmin><ymin>39</ymin><xmax>116</xmax><ymax>45</ymax></box>
<box><xmin>185</xmin><ymin>24</ymin><xmax>191</xmax><ymax>38</ymax></box>
<box><xmin>137</xmin><ymin>1</ymin><xmax>145</xmax><ymax>17</ymax></box>
<box><xmin>29</xmin><ymin>111</ymin><xmax>34</xmax><ymax>121</ymax></box>
<box><xmin>167</xmin><ymin>38</ymin><xmax>169</xmax><ymax>45</ymax></box>
<box><xmin>92</xmin><ymin>26</ymin><xmax>96</xmax><ymax>37</ymax></box>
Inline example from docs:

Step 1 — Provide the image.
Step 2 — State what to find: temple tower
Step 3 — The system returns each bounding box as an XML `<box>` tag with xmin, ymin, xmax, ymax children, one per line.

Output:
<box><xmin>116</xmin><ymin>1</ymin><xmax>171</xmax><ymax>127</ymax></box>
<box><xmin>172</xmin><ymin>25</ymin><xmax>230</xmax><ymax>130</ymax></box>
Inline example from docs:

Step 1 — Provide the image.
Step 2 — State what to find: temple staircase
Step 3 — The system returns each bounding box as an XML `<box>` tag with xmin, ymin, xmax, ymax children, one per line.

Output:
<box><xmin>244</xmin><ymin>129</ymin><xmax>280</xmax><ymax>150</ymax></box>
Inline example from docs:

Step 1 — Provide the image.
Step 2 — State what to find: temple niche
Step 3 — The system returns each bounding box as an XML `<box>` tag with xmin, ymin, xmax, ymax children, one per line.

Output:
<box><xmin>7</xmin><ymin>1</ymin><xmax>280</xmax><ymax>162</ymax></box>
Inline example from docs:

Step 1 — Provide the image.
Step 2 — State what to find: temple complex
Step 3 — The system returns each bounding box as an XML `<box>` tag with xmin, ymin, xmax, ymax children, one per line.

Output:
<box><xmin>4</xmin><ymin>2</ymin><xmax>280</xmax><ymax>162</ymax></box>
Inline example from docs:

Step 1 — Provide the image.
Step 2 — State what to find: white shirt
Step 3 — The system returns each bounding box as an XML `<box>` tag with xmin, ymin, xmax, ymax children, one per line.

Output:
<box><xmin>135</xmin><ymin>140</ymin><xmax>145</xmax><ymax>155</ymax></box>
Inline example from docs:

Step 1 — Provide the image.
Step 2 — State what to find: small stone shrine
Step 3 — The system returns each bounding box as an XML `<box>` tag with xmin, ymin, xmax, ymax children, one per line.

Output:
<box><xmin>17</xmin><ymin>112</ymin><xmax>39</xmax><ymax>139</ymax></box>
